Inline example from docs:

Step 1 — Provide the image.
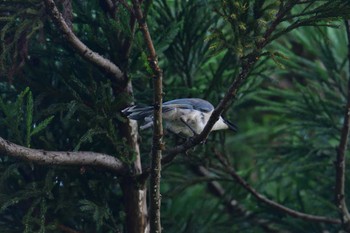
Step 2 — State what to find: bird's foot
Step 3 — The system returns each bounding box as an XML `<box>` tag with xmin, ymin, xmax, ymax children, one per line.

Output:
<box><xmin>186</xmin><ymin>135</ymin><xmax>198</xmax><ymax>144</ymax></box>
<box><xmin>199</xmin><ymin>138</ymin><xmax>207</xmax><ymax>145</ymax></box>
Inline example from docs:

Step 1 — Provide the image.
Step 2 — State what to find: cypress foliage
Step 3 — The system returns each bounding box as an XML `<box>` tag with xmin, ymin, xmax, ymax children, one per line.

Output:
<box><xmin>0</xmin><ymin>0</ymin><xmax>350</xmax><ymax>232</ymax></box>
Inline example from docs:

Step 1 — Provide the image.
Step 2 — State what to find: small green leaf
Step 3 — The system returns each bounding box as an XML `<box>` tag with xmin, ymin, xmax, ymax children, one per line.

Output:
<box><xmin>74</xmin><ymin>128</ymin><xmax>105</xmax><ymax>151</ymax></box>
<box><xmin>30</xmin><ymin>116</ymin><xmax>54</xmax><ymax>137</ymax></box>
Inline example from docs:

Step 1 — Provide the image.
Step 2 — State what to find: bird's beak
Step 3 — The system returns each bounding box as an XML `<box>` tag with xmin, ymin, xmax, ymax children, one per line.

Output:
<box><xmin>222</xmin><ymin>117</ymin><xmax>238</xmax><ymax>132</ymax></box>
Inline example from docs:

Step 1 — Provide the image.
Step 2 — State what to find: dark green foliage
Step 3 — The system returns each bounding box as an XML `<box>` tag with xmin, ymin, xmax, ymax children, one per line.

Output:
<box><xmin>0</xmin><ymin>87</ymin><xmax>54</xmax><ymax>146</ymax></box>
<box><xmin>0</xmin><ymin>86</ymin><xmax>125</xmax><ymax>232</ymax></box>
<box><xmin>1</xmin><ymin>0</ymin><xmax>350</xmax><ymax>232</ymax></box>
<box><xmin>0</xmin><ymin>0</ymin><xmax>44</xmax><ymax>80</ymax></box>
<box><xmin>0</xmin><ymin>1</ymin><xmax>131</xmax><ymax>232</ymax></box>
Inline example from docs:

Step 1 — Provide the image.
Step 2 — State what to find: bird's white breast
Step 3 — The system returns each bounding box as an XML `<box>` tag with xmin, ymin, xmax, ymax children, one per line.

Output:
<box><xmin>163</xmin><ymin>108</ymin><xmax>212</xmax><ymax>137</ymax></box>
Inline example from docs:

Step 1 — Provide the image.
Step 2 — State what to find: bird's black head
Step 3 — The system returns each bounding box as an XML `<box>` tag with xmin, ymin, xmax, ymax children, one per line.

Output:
<box><xmin>222</xmin><ymin>117</ymin><xmax>238</xmax><ymax>132</ymax></box>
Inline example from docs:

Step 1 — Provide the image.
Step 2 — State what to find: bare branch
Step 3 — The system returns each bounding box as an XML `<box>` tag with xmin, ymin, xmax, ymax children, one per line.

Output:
<box><xmin>194</xmin><ymin>165</ymin><xmax>251</xmax><ymax>216</ymax></box>
<box><xmin>334</xmin><ymin>19</ymin><xmax>350</xmax><ymax>229</ymax></box>
<box><xmin>160</xmin><ymin>3</ymin><xmax>299</xmax><ymax>166</ymax></box>
<box><xmin>117</xmin><ymin>0</ymin><xmax>134</xmax><ymax>15</ymax></box>
<box><xmin>0</xmin><ymin>136</ymin><xmax>126</xmax><ymax>175</ymax></box>
<box><xmin>131</xmin><ymin>0</ymin><xmax>163</xmax><ymax>232</ymax></box>
<box><xmin>139</xmin><ymin>53</ymin><xmax>259</xmax><ymax>175</ymax></box>
<box><xmin>103</xmin><ymin>0</ymin><xmax>117</xmax><ymax>18</ymax></box>
<box><xmin>158</xmin><ymin>2</ymin><xmax>304</xmax><ymax>168</ymax></box>
<box><xmin>118</xmin><ymin>86</ymin><xmax>148</xmax><ymax>233</ymax></box>
<box><xmin>193</xmin><ymin>166</ymin><xmax>282</xmax><ymax>233</ymax></box>
<box><xmin>61</xmin><ymin>0</ymin><xmax>73</xmax><ymax>29</ymax></box>
<box><xmin>160</xmin><ymin>54</ymin><xmax>258</xmax><ymax>165</ymax></box>
<box><xmin>43</xmin><ymin>0</ymin><xmax>124</xmax><ymax>82</ymax></box>
<box><xmin>214</xmin><ymin>151</ymin><xmax>341</xmax><ymax>225</ymax></box>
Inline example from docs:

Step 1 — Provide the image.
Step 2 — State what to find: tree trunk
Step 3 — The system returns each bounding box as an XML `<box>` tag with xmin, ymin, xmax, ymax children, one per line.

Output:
<box><xmin>118</xmin><ymin>81</ymin><xmax>148</xmax><ymax>233</ymax></box>
<box><xmin>120</xmin><ymin>176</ymin><xmax>148</xmax><ymax>233</ymax></box>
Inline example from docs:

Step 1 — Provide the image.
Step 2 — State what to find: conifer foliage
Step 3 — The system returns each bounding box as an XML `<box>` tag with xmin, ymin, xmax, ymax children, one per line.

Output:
<box><xmin>0</xmin><ymin>0</ymin><xmax>350</xmax><ymax>232</ymax></box>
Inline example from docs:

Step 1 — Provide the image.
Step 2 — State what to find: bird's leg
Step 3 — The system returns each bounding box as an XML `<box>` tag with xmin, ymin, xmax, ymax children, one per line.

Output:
<box><xmin>179</xmin><ymin>118</ymin><xmax>205</xmax><ymax>149</ymax></box>
<box><xmin>200</xmin><ymin>138</ymin><xmax>208</xmax><ymax>145</ymax></box>
<box><xmin>180</xmin><ymin>117</ymin><xmax>198</xmax><ymax>136</ymax></box>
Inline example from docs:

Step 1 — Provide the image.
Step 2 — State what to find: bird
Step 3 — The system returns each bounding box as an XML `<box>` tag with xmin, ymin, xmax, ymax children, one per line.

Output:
<box><xmin>122</xmin><ymin>98</ymin><xmax>237</xmax><ymax>137</ymax></box>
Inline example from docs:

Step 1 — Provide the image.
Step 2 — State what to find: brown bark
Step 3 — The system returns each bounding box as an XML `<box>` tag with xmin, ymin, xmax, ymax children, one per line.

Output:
<box><xmin>120</xmin><ymin>177</ymin><xmax>148</xmax><ymax>233</ymax></box>
<box><xmin>157</xmin><ymin>1</ymin><xmax>301</xmax><ymax>171</ymax></box>
<box><xmin>43</xmin><ymin>0</ymin><xmax>124</xmax><ymax>82</ymax></box>
<box><xmin>334</xmin><ymin>19</ymin><xmax>350</xmax><ymax>230</ymax></box>
<box><xmin>118</xmin><ymin>81</ymin><xmax>148</xmax><ymax>233</ymax></box>
<box><xmin>131</xmin><ymin>1</ymin><xmax>163</xmax><ymax>232</ymax></box>
<box><xmin>193</xmin><ymin>166</ymin><xmax>282</xmax><ymax>233</ymax></box>
<box><xmin>0</xmin><ymin>136</ymin><xmax>125</xmax><ymax>174</ymax></box>
<box><xmin>215</xmin><ymin>151</ymin><xmax>341</xmax><ymax>225</ymax></box>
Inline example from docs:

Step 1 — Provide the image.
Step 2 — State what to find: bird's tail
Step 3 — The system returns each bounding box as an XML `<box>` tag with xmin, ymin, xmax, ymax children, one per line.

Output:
<box><xmin>122</xmin><ymin>105</ymin><xmax>154</xmax><ymax>120</ymax></box>
<box><xmin>222</xmin><ymin>117</ymin><xmax>238</xmax><ymax>132</ymax></box>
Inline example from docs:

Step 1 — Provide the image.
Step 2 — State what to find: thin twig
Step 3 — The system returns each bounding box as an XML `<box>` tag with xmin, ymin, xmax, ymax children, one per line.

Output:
<box><xmin>0</xmin><ymin>136</ymin><xmax>126</xmax><ymax>175</ymax></box>
<box><xmin>103</xmin><ymin>0</ymin><xmax>117</xmax><ymax>18</ymax></box>
<box><xmin>119</xmin><ymin>0</ymin><xmax>137</xmax><ymax>64</ymax></box>
<box><xmin>334</xmin><ymin>19</ymin><xmax>350</xmax><ymax>230</ymax></box>
<box><xmin>131</xmin><ymin>0</ymin><xmax>163</xmax><ymax>232</ymax></box>
<box><xmin>193</xmin><ymin>165</ymin><xmax>282</xmax><ymax>233</ymax></box>
<box><xmin>158</xmin><ymin>54</ymin><xmax>258</xmax><ymax>167</ymax></box>
<box><xmin>159</xmin><ymin>2</ymin><xmax>299</xmax><ymax>167</ymax></box>
<box><xmin>193</xmin><ymin>166</ymin><xmax>248</xmax><ymax>214</ymax></box>
<box><xmin>260</xmin><ymin>0</ymin><xmax>299</xmax><ymax>47</ymax></box>
<box><xmin>137</xmin><ymin>2</ymin><xmax>301</xmax><ymax>179</ymax></box>
<box><xmin>117</xmin><ymin>0</ymin><xmax>134</xmax><ymax>15</ymax></box>
<box><xmin>43</xmin><ymin>0</ymin><xmax>124</xmax><ymax>82</ymax></box>
<box><xmin>214</xmin><ymin>151</ymin><xmax>341</xmax><ymax>225</ymax></box>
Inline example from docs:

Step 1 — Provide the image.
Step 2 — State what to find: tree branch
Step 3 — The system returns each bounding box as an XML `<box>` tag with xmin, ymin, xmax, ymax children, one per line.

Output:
<box><xmin>193</xmin><ymin>165</ymin><xmax>281</xmax><ymax>233</ymax></box>
<box><xmin>160</xmin><ymin>2</ymin><xmax>299</xmax><ymax>166</ymax></box>
<box><xmin>334</xmin><ymin>19</ymin><xmax>350</xmax><ymax>230</ymax></box>
<box><xmin>43</xmin><ymin>0</ymin><xmax>124</xmax><ymax>82</ymax></box>
<box><xmin>214</xmin><ymin>151</ymin><xmax>341</xmax><ymax>225</ymax></box>
<box><xmin>194</xmin><ymin>166</ymin><xmax>248</xmax><ymax>213</ymax></box>
<box><xmin>131</xmin><ymin>0</ymin><xmax>163</xmax><ymax>232</ymax></box>
<box><xmin>102</xmin><ymin>0</ymin><xmax>117</xmax><ymax>18</ymax></box>
<box><xmin>160</xmin><ymin>54</ymin><xmax>258</xmax><ymax>165</ymax></box>
<box><xmin>117</xmin><ymin>0</ymin><xmax>134</xmax><ymax>15</ymax></box>
<box><xmin>0</xmin><ymin>136</ymin><xmax>126</xmax><ymax>175</ymax></box>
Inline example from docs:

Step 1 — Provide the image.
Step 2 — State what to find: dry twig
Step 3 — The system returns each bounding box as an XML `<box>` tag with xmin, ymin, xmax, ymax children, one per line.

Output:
<box><xmin>334</xmin><ymin>19</ymin><xmax>350</xmax><ymax>230</ymax></box>
<box><xmin>214</xmin><ymin>151</ymin><xmax>341</xmax><ymax>224</ymax></box>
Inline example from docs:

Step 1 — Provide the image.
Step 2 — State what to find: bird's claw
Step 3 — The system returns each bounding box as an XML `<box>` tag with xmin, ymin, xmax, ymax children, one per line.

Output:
<box><xmin>200</xmin><ymin>139</ymin><xmax>207</xmax><ymax>145</ymax></box>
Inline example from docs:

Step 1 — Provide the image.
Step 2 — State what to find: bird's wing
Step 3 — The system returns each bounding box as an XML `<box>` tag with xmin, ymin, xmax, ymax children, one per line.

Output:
<box><xmin>122</xmin><ymin>105</ymin><xmax>153</xmax><ymax>120</ymax></box>
<box><xmin>163</xmin><ymin>98</ymin><xmax>214</xmax><ymax>113</ymax></box>
<box><xmin>122</xmin><ymin>98</ymin><xmax>214</xmax><ymax>119</ymax></box>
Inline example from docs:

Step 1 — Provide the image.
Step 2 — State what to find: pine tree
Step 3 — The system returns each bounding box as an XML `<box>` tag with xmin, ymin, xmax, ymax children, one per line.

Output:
<box><xmin>0</xmin><ymin>0</ymin><xmax>350</xmax><ymax>232</ymax></box>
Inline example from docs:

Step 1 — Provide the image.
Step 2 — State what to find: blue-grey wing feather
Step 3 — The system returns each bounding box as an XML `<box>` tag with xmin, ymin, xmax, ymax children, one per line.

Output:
<box><xmin>163</xmin><ymin>98</ymin><xmax>214</xmax><ymax>112</ymax></box>
<box><xmin>122</xmin><ymin>98</ymin><xmax>214</xmax><ymax>121</ymax></box>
